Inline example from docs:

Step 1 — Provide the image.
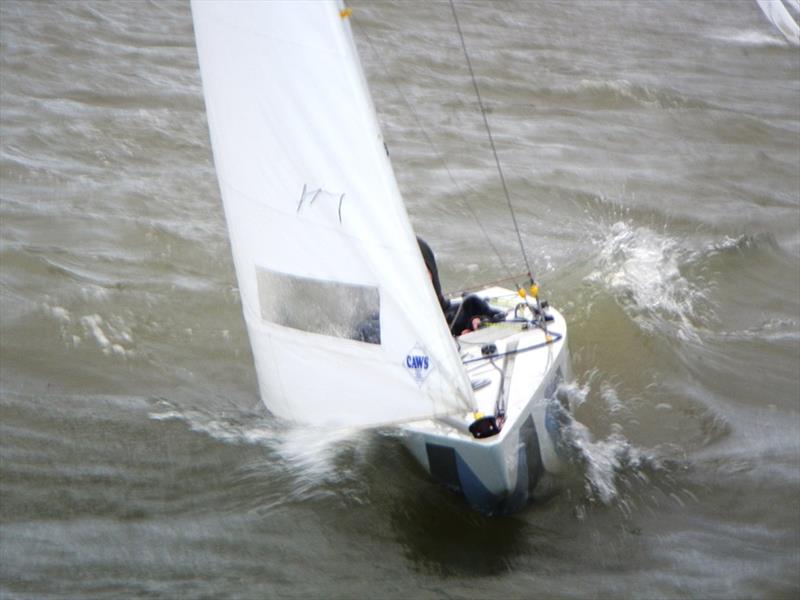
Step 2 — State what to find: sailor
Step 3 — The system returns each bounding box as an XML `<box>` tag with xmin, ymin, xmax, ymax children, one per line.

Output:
<box><xmin>417</xmin><ymin>237</ymin><xmax>504</xmax><ymax>335</ymax></box>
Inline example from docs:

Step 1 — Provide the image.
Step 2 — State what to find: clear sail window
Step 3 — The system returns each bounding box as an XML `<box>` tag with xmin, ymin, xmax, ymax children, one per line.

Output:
<box><xmin>256</xmin><ymin>267</ymin><xmax>381</xmax><ymax>344</ymax></box>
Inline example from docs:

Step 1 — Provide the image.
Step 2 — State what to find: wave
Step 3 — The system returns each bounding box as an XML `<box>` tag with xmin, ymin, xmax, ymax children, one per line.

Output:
<box><xmin>704</xmin><ymin>112</ymin><xmax>794</xmax><ymax>145</ymax></box>
<box><xmin>437</xmin><ymin>79</ymin><xmax>713</xmax><ymax>116</ymax></box>
<box><xmin>709</xmin><ymin>28</ymin><xmax>791</xmax><ymax>47</ymax></box>
<box><xmin>704</xmin><ymin>317</ymin><xmax>800</xmax><ymax>344</ymax></box>
<box><xmin>701</xmin><ymin>231</ymin><xmax>784</xmax><ymax>259</ymax></box>
<box><xmin>571</xmin><ymin>202</ymin><xmax>796</xmax><ymax>343</ymax></box>
<box><xmin>583</xmin><ymin>220</ymin><xmax>712</xmax><ymax>340</ymax></box>
<box><xmin>148</xmin><ymin>387</ymin><xmax>669</xmax><ymax>515</ymax></box>
<box><xmin>147</xmin><ymin>399</ymin><xmax>372</xmax><ymax>511</ymax></box>
<box><xmin>554</xmin><ymin>380</ymin><xmax>670</xmax><ymax>508</ymax></box>
<box><xmin>531</xmin><ymin>79</ymin><xmax>712</xmax><ymax>111</ymax></box>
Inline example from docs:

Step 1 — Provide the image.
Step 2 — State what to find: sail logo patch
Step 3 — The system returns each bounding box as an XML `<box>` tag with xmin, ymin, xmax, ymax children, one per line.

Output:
<box><xmin>404</xmin><ymin>344</ymin><xmax>433</xmax><ymax>386</ymax></box>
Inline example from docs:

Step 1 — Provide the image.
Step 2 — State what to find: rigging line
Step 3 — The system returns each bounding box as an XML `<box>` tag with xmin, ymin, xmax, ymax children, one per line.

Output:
<box><xmin>462</xmin><ymin>331</ymin><xmax>563</xmax><ymax>365</ymax></box>
<box><xmin>445</xmin><ymin>271</ymin><xmax>530</xmax><ymax>297</ymax></box>
<box><xmin>352</xmin><ymin>20</ymin><xmax>518</xmax><ymax>286</ymax></box>
<box><xmin>448</xmin><ymin>0</ymin><xmax>534</xmax><ymax>282</ymax></box>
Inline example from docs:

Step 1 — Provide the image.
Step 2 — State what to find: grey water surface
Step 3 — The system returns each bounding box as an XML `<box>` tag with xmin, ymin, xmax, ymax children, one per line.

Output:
<box><xmin>1</xmin><ymin>1</ymin><xmax>798</xmax><ymax>598</ymax></box>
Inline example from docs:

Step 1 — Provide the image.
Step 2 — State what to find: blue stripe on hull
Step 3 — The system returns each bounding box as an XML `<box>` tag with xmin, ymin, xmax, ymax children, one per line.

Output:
<box><xmin>424</xmin><ymin>415</ymin><xmax>544</xmax><ymax>515</ymax></box>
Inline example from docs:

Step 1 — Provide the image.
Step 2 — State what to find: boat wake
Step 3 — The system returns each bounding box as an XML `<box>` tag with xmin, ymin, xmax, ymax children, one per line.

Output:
<box><xmin>148</xmin><ymin>399</ymin><xmax>371</xmax><ymax>511</ymax></box>
<box><xmin>146</xmin><ymin>384</ymin><xmax>692</xmax><ymax>518</ymax></box>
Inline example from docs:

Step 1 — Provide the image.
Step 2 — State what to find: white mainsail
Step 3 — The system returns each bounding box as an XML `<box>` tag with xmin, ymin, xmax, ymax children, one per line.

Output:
<box><xmin>192</xmin><ymin>0</ymin><xmax>474</xmax><ymax>427</ymax></box>
<box><xmin>756</xmin><ymin>0</ymin><xmax>800</xmax><ymax>45</ymax></box>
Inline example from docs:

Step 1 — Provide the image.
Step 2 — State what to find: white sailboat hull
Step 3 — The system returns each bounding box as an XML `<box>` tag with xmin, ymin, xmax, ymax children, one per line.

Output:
<box><xmin>401</xmin><ymin>287</ymin><xmax>571</xmax><ymax>514</ymax></box>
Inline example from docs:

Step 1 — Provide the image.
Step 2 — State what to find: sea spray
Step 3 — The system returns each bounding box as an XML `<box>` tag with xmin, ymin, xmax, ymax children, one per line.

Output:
<box><xmin>556</xmin><ymin>380</ymin><xmax>656</xmax><ymax>507</ymax></box>
<box><xmin>585</xmin><ymin>220</ymin><xmax>709</xmax><ymax>341</ymax></box>
<box><xmin>147</xmin><ymin>398</ymin><xmax>370</xmax><ymax>510</ymax></box>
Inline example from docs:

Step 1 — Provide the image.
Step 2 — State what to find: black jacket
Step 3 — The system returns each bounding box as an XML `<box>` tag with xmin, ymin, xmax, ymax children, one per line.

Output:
<box><xmin>417</xmin><ymin>237</ymin><xmax>450</xmax><ymax>312</ymax></box>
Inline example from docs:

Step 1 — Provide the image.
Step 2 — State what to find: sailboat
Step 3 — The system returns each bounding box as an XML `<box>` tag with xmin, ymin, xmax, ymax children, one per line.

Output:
<box><xmin>191</xmin><ymin>0</ymin><xmax>571</xmax><ymax>514</ymax></box>
<box><xmin>756</xmin><ymin>0</ymin><xmax>800</xmax><ymax>46</ymax></box>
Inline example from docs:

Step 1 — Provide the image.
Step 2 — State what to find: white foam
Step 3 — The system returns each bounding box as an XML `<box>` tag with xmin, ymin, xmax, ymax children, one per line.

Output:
<box><xmin>558</xmin><ymin>377</ymin><xmax>593</xmax><ymax>412</ymax></box>
<box><xmin>147</xmin><ymin>401</ymin><xmax>364</xmax><ymax>485</ymax></box>
<box><xmin>586</xmin><ymin>220</ymin><xmax>706</xmax><ymax>340</ymax></box>
<box><xmin>563</xmin><ymin>418</ymin><xmax>649</xmax><ymax>506</ymax></box>
<box><xmin>556</xmin><ymin>374</ymin><xmax>655</xmax><ymax>506</ymax></box>
<box><xmin>710</xmin><ymin>29</ymin><xmax>787</xmax><ymax>47</ymax></box>
<box><xmin>80</xmin><ymin>285</ymin><xmax>111</xmax><ymax>302</ymax></box>
<box><xmin>78</xmin><ymin>313</ymin><xmax>134</xmax><ymax>357</ymax></box>
<box><xmin>80</xmin><ymin>314</ymin><xmax>112</xmax><ymax>352</ymax></box>
<box><xmin>50</xmin><ymin>306</ymin><xmax>71</xmax><ymax>323</ymax></box>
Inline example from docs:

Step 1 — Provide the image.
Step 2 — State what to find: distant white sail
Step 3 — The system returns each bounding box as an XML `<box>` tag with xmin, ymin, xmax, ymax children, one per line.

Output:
<box><xmin>191</xmin><ymin>1</ymin><xmax>475</xmax><ymax>427</ymax></box>
<box><xmin>756</xmin><ymin>0</ymin><xmax>800</xmax><ymax>45</ymax></box>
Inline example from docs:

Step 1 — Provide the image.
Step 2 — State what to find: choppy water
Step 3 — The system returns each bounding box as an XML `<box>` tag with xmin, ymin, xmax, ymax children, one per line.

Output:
<box><xmin>1</xmin><ymin>1</ymin><xmax>798</xmax><ymax>598</ymax></box>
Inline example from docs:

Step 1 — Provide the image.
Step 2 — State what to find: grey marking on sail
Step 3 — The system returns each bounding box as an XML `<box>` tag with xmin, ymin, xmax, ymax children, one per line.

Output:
<box><xmin>297</xmin><ymin>184</ymin><xmax>345</xmax><ymax>223</ymax></box>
